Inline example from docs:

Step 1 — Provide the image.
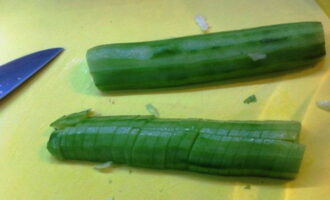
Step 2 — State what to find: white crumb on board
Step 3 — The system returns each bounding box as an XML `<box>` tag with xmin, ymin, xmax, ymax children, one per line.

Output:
<box><xmin>248</xmin><ymin>52</ymin><xmax>267</xmax><ymax>61</ymax></box>
<box><xmin>316</xmin><ymin>100</ymin><xmax>330</xmax><ymax>111</ymax></box>
<box><xmin>194</xmin><ymin>15</ymin><xmax>209</xmax><ymax>32</ymax></box>
<box><xmin>63</xmin><ymin>58</ymin><xmax>82</xmax><ymax>70</ymax></box>
<box><xmin>94</xmin><ymin>161</ymin><xmax>112</xmax><ymax>170</ymax></box>
<box><xmin>145</xmin><ymin>103</ymin><xmax>159</xmax><ymax>117</ymax></box>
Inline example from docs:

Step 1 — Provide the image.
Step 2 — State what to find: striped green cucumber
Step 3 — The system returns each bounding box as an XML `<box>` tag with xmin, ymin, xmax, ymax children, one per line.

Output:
<box><xmin>48</xmin><ymin>110</ymin><xmax>305</xmax><ymax>179</ymax></box>
<box><xmin>86</xmin><ymin>21</ymin><xmax>325</xmax><ymax>91</ymax></box>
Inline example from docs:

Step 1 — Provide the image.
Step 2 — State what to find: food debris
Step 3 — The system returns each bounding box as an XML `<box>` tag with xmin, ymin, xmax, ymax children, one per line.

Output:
<box><xmin>109</xmin><ymin>99</ymin><xmax>115</xmax><ymax>104</ymax></box>
<box><xmin>248</xmin><ymin>52</ymin><xmax>267</xmax><ymax>61</ymax></box>
<box><xmin>194</xmin><ymin>15</ymin><xmax>209</xmax><ymax>32</ymax></box>
<box><xmin>94</xmin><ymin>161</ymin><xmax>112</xmax><ymax>170</ymax></box>
<box><xmin>316</xmin><ymin>100</ymin><xmax>330</xmax><ymax>111</ymax></box>
<box><xmin>145</xmin><ymin>103</ymin><xmax>159</xmax><ymax>117</ymax></box>
<box><xmin>244</xmin><ymin>184</ymin><xmax>251</xmax><ymax>190</ymax></box>
<box><xmin>244</xmin><ymin>94</ymin><xmax>257</xmax><ymax>104</ymax></box>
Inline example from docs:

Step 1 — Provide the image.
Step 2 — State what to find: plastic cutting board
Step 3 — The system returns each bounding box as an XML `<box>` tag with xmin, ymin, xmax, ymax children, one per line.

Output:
<box><xmin>0</xmin><ymin>0</ymin><xmax>329</xmax><ymax>199</ymax></box>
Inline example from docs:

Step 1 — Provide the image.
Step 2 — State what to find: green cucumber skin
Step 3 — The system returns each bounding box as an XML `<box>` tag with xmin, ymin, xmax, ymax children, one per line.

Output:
<box><xmin>86</xmin><ymin>22</ymin><xmax>325</xmax><ymax>91</ymax></box>
<box><xmin>48</xmin><ymin>111</ymin><xmax>304</xmax><ymax>179</ymax></box>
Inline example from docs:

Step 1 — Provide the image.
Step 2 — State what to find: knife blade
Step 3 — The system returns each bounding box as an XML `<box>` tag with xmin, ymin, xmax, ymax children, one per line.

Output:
<box><xmin>0</xmin><ymin>48</ymin><xmax>64</xmax><ymax>100</ymax></box>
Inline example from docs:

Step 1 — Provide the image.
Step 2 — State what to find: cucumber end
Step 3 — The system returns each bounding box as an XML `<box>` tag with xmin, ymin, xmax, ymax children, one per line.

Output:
<box><xmin>47</xmin><ymin>131</ymin><xmax>64</xmax><ymax>160</ymax></box>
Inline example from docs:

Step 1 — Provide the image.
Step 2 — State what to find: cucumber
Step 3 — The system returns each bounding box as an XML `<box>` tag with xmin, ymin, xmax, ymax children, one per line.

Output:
<box><xmin>86</xmin><ymin>21</ymin><xmax>325</xmax><ymax>91</ymax></box>
<box><xmin>47</xmin><ymin>110</ymin><xmax>305</xmax><ymax>179</ymax></box>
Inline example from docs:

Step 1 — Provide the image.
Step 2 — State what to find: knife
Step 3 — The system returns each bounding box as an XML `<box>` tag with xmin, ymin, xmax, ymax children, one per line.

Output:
<box><xmin>0</xmin><ymin>48</ymin><xmax>64</xmax><ymax>100</ymax></box>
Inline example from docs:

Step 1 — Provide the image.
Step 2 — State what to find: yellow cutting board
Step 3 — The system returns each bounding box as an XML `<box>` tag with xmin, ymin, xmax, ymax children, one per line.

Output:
<box><xmin>0</xmin><ymin>0</ymin><xmax>329</xmax><ymax>199</ymax></box>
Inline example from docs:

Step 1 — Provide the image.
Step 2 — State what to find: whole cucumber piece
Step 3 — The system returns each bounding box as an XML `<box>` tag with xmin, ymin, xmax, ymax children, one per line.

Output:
<box><xmin>87</xmin><ymin>22</ymin><xmax>325</xmax><ymax>91</ymax></box>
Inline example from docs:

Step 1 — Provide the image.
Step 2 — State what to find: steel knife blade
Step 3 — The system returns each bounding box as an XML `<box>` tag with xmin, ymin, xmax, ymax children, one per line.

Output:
<box><xmin>0</xmin><ymin>48</ymin><xmax>64</xmax><ymax>99</ymax></box>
